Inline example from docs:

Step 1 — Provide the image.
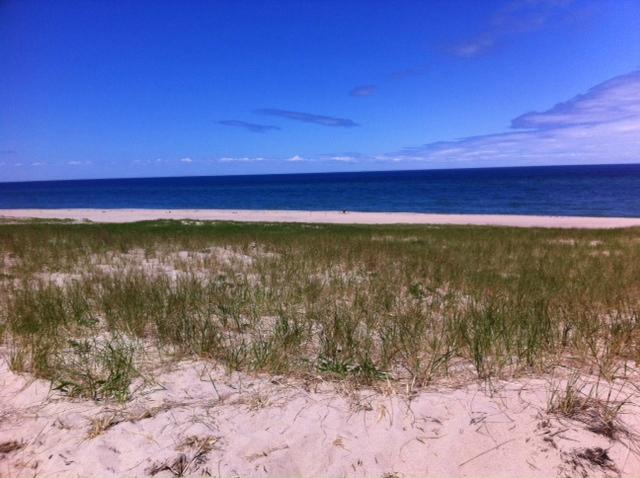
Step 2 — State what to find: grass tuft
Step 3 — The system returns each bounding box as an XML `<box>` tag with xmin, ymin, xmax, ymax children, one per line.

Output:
<box><xmin>547</xmin><ymin>375</ymin><xmax>630</xmax><ymax>440</ymax></box>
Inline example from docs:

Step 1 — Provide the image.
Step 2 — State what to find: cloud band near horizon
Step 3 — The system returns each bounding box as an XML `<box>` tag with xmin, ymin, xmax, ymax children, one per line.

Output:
<box><xmin>383</xmin><ymin>70</ymin><xmax>640</xmax><ymax>166</ymax></box>
<box><xmin>5</xmin><ymin>71</ymin><xmax>640</xmax><ymax>174</ymax></box>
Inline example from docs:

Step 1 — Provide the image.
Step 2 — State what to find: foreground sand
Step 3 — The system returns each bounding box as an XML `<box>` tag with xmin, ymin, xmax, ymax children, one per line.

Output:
<box><xmin>3</xmin><ymin>208</ymin><xmax>640</xmax><ymax>228</ymax></box>
<box><xmin>2</xmin><ymin>356</ymin><xmax>639</xmax><ymax>478</ymax></box>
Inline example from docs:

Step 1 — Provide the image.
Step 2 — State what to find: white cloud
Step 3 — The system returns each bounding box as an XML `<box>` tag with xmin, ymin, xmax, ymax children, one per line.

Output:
<box><xmin>384</xmin><ymin>70</ymin><xmax>640</xmax><ymax>166</ymax></box>
<box><xmin>512</xmin><ymin>71</ymin><xmax>640</xmax><ymax>128</ymax></box>
<box><xmin>67</xmin><ymin>160</ymin><xmax>91</xmax><ymax>166</ymax></box>
<box><xmin>218</xmin><ymin>157</ymin><xmax>265</xmax><ymax>162</ymax></box>
<box><xmin>330</xmin><ymin>156</ymin><xmax>357</xmax><ymax>163</ymax></box>
<box><xmin>180</xmin><ymin>157</ymin><xmax>193</xmax><ymax>164</ymax></box>
<box><xmin>286</xmin><ymin>155</ymin><xmax>306</xmax><ymax>162</ymax></box>
<box><xmin>31</xmin><ymin>162</ymin><xmax>45</xmax><ymax>166</ymax></box>
<box><xmin>131</xmin><ymin>158</ymin><xmax>167</xmax><ymax>165</ymax></box>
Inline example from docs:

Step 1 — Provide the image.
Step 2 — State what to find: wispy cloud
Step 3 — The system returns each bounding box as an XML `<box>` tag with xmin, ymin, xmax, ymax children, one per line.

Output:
<box><xmin>512</xmin><ymin>71</ymin><xmax>640</xmax><ymax>128</ymax></box>
<box><xmin>255</xmin><ymin>109</ymin><xmax>359</xmax><ymax>127</ymax></box>
<box><xmin>217</xmin><ymin>120</ymin><xmax>281</xmax><ymax>133</ymax></box>
<box><xmin>284</xmin><ymin>154</ymin><xmax>358</xmax><ymax>163</ymax></box>
<box><xmin>31</xmin><ymin>162</ymin><xmax>45</xmax><ymax>166</ymax></box>
<box><xmin>382</xmin><ymin>70</ymin><xmax>640</xmax><ymax>166</ymax></box>
<box><xmin>349</xmin><ymin>85</ymin><xmax>377</xmax><ymax>97</ymax></box>
<box><xmin>391</xmin><ymin>67</ymin><xmax>427</xmax><ymax>80</ymax></box>
<box><xmin>180</xmin><ymin>157</ymin><xmax>193</xmax><ymax>164</ymax></box>
<box><xmin>67</xmin><ymin>160</ymin><xmax>91</xmax><ymax>166</ymax></box>
<box><xmin>330</xmin><ymin>156</ymin><xmax>358</xmax><ymax>163</ymax></box>
<box><xmin>451</xmin><ymin>0</ymin><xmax>575</xmax><ymax>57</ymax></box>
<box><xmin>218</xmin><ymin>157</ymin><xmax>265</xmax><ymax>162</ymax></box>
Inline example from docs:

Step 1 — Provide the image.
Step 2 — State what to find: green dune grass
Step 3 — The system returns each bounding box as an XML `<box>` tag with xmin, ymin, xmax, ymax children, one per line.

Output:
<box><xmin>1</xmin><ymin>219</ymin><xmax>639</xmax><ymax>400</ymax></box>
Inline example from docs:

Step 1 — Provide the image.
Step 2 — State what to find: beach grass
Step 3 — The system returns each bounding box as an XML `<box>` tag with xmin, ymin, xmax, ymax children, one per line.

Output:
<box><xmin>1</xmin><ymin>219</ymin><xmax>639</xmax><ymax>399</ymax></box>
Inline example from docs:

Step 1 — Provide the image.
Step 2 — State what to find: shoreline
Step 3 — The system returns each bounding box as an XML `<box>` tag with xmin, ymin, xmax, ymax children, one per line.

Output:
<box><xmin>2</xmin><ymin>208</ymin><xmax>640</xmax><ymax>228</ymax></box>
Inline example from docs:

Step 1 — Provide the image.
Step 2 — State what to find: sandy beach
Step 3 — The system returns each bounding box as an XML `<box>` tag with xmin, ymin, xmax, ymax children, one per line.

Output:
<box><xmin>2</xmin><ymin>357</ymin><xmax>639</xmax><ymax>478</ymax></box>
<box><xmin>2</xmin><ymin>208</ymin><xmax>640</xmax><ymax>228</ymax></box>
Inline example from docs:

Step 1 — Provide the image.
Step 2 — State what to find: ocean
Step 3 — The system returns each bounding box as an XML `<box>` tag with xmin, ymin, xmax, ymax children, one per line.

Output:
<box><xmin>1</xmin><ymin>164</ymin><xmax>640</xmax><ymax>217</ymax></box>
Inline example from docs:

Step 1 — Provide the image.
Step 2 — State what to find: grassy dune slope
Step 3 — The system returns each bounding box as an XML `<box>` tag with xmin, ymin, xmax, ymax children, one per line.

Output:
<box><xmin>1</xmin><ymin>219</ymin><xmax>639</xmax><ymax>399</ymax></box>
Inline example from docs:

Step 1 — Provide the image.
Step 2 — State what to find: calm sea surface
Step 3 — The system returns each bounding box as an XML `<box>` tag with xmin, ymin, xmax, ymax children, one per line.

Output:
<box><xmin>2</xmin><ymin>164</ymin><xmax>640</xmax><ymax>217</ymax></box>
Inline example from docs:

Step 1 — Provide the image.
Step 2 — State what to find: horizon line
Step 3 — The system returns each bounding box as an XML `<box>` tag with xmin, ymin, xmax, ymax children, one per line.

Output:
<box><xmin>2</xmin><ymin>161</ymin><xmax>640</xmax><ymax>185</ymax></box>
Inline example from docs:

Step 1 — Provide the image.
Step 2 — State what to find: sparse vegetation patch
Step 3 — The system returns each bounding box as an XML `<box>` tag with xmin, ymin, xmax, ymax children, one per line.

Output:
<box><xmin>1</xmin><ymin>219</ymin><xmax>640</xmax><ymax>396</ymax></box>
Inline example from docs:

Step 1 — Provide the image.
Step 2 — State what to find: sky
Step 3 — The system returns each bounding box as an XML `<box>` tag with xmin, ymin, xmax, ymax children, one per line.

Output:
<box><xmin>1</xmin><ymin>0</ymin><xmax>640</xmax><ymax>182</ymax></box>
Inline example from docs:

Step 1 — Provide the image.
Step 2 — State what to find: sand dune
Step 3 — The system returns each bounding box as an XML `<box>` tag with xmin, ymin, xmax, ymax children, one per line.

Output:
<box><xmin>2</xmin><ymin>208</ymin><xmax>640</xmax><ymax>228</ymax></box>
<box><xmin>2</xmin><ymin>358</ymin><xmax>639</xmax><ymax>477</ymax></box>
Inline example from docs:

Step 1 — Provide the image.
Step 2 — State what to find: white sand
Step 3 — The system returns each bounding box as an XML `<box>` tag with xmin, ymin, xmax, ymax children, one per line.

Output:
<box><xmin>2</xmin><ymin>208</ymin><xmax>640</xmax><ymax>228</ymax></box>
<box><xmin>1</xmin><ymin>357</ymin><xmax>639</xmax><ymax>477</ymax></box>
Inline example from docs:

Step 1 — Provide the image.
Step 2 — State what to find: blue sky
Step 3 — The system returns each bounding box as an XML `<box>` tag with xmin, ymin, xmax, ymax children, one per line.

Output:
<box><xmin>1</xmin><ymin>0</ymin><xmax>639</xmax><ymax>181</ymax></box>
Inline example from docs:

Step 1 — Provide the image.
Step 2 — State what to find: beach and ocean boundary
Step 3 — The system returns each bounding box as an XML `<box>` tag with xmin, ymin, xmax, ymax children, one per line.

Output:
<box><xmin>3</xmin><ymin>208</ymin><xmax>640</xmax><ymax>228</ymax></box>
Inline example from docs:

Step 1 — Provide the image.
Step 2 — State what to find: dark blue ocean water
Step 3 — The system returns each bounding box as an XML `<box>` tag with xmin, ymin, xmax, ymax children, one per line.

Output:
<box><xmin>1</xmin><ymin>164</ymin><xmax>640</xmax><ymax>217</ymax></box>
